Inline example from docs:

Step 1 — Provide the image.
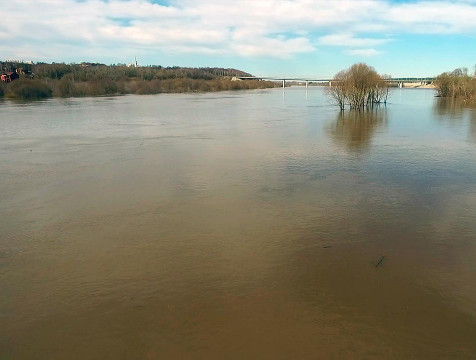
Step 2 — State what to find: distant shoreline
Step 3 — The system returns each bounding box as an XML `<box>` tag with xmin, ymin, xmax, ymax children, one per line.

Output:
<box><xmin>399</xmin><ymin>83</ymin><xmax>435</xmax><ymax>89</ymax></box>
<box><xmin>0</xmin><ymin>62</ymin><xmax>278</xmax><ymax>100</ymax></box>
<box><xmin>0</xmin><ymin>82</ymin><xmax>438</xmax><ymax>102</ymax></box>
<box><xmin>286</xmin><ymin>84</ymin><xmax>436</xmax><ymax>89</ymax></box>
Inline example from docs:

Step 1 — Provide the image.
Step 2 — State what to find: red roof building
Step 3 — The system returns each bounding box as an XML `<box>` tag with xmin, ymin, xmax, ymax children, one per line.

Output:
<box><xmin>1</xmin><ymin>71</ymin><xmax>20</xmax><ymax>82</ymax></box>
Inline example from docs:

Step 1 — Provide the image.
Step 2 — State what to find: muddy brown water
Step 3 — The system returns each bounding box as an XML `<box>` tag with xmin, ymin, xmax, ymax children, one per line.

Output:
<box><xmin>1</xmin><ymin>88</ymin><xmax>476</xmax><ymax>359</ymax></box>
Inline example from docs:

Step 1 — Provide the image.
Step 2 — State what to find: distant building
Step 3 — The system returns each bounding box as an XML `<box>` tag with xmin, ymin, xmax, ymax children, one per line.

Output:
<box><xmin>1</xmin><ymin>71</ymin><xmax>19</xmax><ymax>82</ymax></box>
<box><xmin>127</xmin><ymin>58</ymin><xmax>139</xmax><ymax>68</ymax></box>
<box><xmin>80</xmin><ymin>62</ymin><xmax>106</xmax><ymax>67</ymax></box>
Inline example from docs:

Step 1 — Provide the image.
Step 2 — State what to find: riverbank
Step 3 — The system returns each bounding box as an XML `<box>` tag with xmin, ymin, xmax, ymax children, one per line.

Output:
<box><xmin>0</xmin><ymin>77</ymin><xmax>278</xmax><ymax>100</ymax></box>
<box><xmin>0</xmin><ymin>62</ymin><xmax>277</xmax><ymax>100</ymax></box>
<box><xmin>401</xmin><ymin>83</ymin><xmax>436</xmax><ymax>88</ymax></box>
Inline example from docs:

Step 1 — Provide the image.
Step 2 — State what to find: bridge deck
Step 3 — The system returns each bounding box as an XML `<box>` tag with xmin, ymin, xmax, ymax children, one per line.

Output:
<box><xmin>238</xmin><ymin>76</ymin><xmax>435</xmax><ymax>82</ymax></box>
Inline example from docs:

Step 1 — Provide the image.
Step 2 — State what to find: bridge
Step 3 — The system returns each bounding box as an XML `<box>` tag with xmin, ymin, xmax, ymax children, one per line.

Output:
<box><xmin>237</xmin><ymin>76</ymin><xmax>435</xmax><ymax>88</ymax></box>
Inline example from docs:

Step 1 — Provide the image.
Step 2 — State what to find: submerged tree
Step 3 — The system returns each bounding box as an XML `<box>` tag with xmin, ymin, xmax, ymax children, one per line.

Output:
<box><xmin>435</xmin><ymin>67</ymin><xmax>476</xmax><ymax>102</ymax></box>
<box><xmin>327</xmin><ymin>63</ymin><xmax>389</xmax><ymax>110</ymax></box>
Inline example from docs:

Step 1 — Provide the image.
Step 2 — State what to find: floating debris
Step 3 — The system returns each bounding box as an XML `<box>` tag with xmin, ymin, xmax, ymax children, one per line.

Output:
<box><xmin>375</xmin><ymin>256</ymin><xmax>385</xmax><ymax>268</ymax></box>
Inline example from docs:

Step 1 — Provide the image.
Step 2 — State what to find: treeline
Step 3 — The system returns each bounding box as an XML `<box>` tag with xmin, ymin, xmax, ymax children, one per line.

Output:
<box><xmin>0</xmin><ymin>62</ymin><xmax>277</xmax><ymax>99</ymax></box>
<box><xmin>435</xmin><ymin>67</ymin><xmax>476</xmax><ymax>103</ymax></box>
<box><xmin>327</xmin><ymin>63</ymin><xmax>390</xmax><ymax>110</ymax></box>
<box><xmin>0</xmin><ymin>61</ymin><xmax>252</xmax><ymax>80</ymax></box>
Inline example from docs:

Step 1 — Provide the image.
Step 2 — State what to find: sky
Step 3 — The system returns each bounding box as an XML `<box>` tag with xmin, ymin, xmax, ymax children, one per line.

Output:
<box><xmin>1</xmin><ymin>0</ymin><xmax>476</xmax><ymax>78</ymax></box>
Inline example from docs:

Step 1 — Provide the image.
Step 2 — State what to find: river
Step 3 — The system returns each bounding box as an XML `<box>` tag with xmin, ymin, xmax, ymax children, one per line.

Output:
<box><xmin>1</xmin><ymin>88</ymin><xmax>476</xmax><ymax>359</ymax></box>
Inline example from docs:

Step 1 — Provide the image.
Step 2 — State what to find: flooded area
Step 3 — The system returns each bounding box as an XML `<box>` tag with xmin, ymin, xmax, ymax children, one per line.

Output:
<box><xmin>1</xmin><ymin>88</ymin><xmax>476</xmax><ymax>359</ymax></box>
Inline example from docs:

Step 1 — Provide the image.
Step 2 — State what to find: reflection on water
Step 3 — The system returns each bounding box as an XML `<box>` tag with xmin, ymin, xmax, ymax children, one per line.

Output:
<box><xmin>434</xmin><ymin>97</ymin><xmax>466</xmax><ymax>118</ymax></box>
<box><xmin>434</xmin><ymin>97</ymin><xmax>476</xmax><ymax>143</ymax></box>
<box><xmin>327</xmin><ymin>108</ymin><xmax>387</xmax><ymax>151</ymax></box>
<box><xmin>1</xmin><ymin>88</ymin><xmax>476</xmax><ymax>359</ymax></box>
<box><xmin>470</xmin><ymin>110</ymin><xmax>476</xmax><ymax>142</ymax></box>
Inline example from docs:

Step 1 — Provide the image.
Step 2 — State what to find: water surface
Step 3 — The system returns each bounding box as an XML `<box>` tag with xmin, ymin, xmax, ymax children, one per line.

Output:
<box><xmin>1</xmin><ymin>88</ymin><xmax>476</xmax><ymax>359</ymax></box>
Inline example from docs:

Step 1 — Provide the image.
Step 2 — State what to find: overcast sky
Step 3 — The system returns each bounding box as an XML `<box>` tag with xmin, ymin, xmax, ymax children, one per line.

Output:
<box><xmin>2</xmin><ymin>0</ymin><xmax>476</xmax><ymax>77</ymax></box>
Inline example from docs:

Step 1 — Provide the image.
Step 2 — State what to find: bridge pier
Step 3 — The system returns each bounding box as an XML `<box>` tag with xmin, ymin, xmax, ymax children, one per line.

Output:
<box><xmin>282</xmin><ymin>79</ymin><xmax>286</xmax><ymax>88</ymax></box>
<box><xmin>305</xmin><ymin>80</ymin><xmax>308</xmax><ymax>88</ymax></box>
<box><xmin>329</xmin><ymin>81</ymin><xmax>332</xmax><ymax>87</ymax></box>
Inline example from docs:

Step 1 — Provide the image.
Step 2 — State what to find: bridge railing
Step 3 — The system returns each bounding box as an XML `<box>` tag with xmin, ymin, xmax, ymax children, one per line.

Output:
<box><xmin>237</xmin><ymin>76</ymin><xmax>435</xmax><ymax>88</ymax></box>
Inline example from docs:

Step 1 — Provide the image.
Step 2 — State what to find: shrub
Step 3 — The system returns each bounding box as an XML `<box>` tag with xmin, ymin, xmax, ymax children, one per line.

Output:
<box><xmin>54</xmin><ymin>74</ymin><xmax>76</xmax><ymax>97</ymax></box>
<box><xmin>5</xmin><ymin>79</ymin><xmax>52</xmax><ymax>99</ymax></box>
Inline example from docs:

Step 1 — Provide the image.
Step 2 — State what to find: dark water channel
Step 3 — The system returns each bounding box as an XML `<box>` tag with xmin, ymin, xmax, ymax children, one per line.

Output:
<box><xmin>1</xmin><ymin>88</ymin><xmax>476</xmax><ymax>359</ymax></box>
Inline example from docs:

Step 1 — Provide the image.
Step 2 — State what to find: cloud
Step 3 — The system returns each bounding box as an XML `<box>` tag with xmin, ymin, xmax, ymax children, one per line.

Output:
<box><xmin>384</xmin><ymin>1</ymin><xmax>476</xmax><ymax>33</ymax></box>
<box><xmin>347</xmin><ymin>49</ymin><xmax>382</xmax><ymax>57</ymax></box>
<box><xmin>1</xmin><ymin>0</ymin><xmax>476</xmax><ymax>62</ymax></box>
<box><xmin>230</xmin><ymin>36</ymin><xmax>314</xmax><ymax>59</ymax></box>
<box><xmin>318</xmin><ymin>34</ymin><xmax>391</xmax><ymax>47</ymax></box>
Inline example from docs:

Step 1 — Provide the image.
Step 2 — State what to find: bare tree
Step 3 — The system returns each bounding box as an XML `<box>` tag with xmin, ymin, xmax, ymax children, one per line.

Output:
<box><xmin>327</xmin><ymin>63</ymin><xmax>389</xmax><ymax>110</ymax></box>
<box><xmin>326</xmin><ymin>70</ymin><xmax>347</xmax><ymax>110</ymax></box>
